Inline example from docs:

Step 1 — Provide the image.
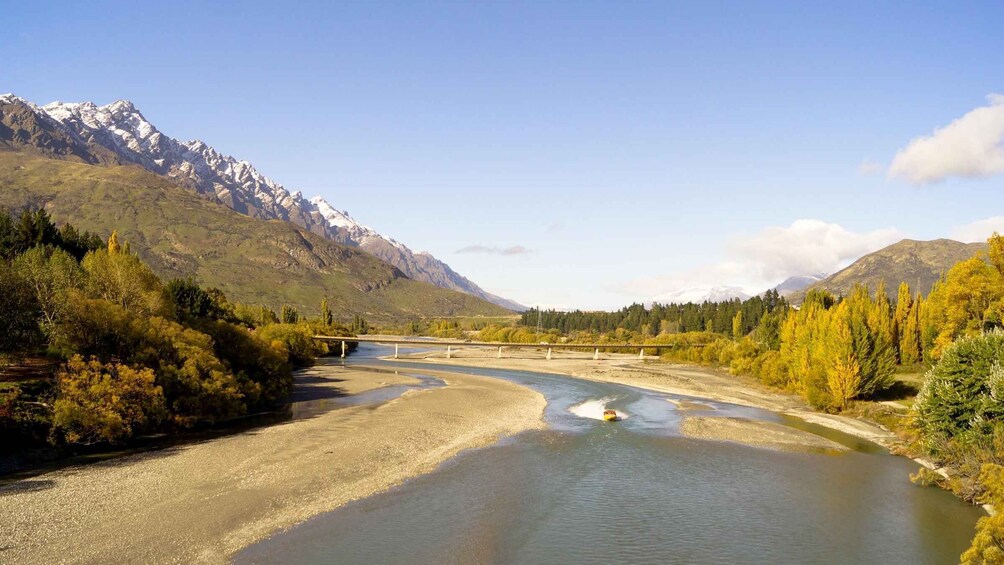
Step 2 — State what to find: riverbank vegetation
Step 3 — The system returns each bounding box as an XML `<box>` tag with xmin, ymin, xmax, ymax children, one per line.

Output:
<box><xmin>0</xmin><ymin>208</ymin><xmax>350</xmax><ymax>451</ymax></box>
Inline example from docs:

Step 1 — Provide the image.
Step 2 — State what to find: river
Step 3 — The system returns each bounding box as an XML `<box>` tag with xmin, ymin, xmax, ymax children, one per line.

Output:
<box><xmin>237</xmin><ymin>344</ymin><xmax>982</xmax><ymax>564</ymax></box>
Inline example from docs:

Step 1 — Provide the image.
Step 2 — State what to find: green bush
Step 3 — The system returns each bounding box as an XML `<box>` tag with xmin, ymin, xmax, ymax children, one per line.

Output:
<box><xmin>915</xmin><ymin>330</ymin><xmax>1004</xmax><ymax>450</ymax></box>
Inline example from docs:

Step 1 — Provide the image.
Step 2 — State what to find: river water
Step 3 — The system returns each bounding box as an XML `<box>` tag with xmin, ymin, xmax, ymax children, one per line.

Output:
<box><xmin>237</xmin><ymin>345</ymin><xmax>982</xmax><ymax>564</ymax></box>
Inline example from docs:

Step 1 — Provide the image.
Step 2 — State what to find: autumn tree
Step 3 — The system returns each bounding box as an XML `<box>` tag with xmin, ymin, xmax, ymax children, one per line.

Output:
<box><xmin>82</xmin><ymin>248</ymin><xmax>164</xmax><ymax>316</ymax></box>
<box><xmin>52</xmin><ymin>355</ymin><xmax>166</xmax><ymax>444</ymax></box>
<box><xmin>732</xmin><ymin>311</ymin><xmax>744</xmax><ymax>340</ymax></box>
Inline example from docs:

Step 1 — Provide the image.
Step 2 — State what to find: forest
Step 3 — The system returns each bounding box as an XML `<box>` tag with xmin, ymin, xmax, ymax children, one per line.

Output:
<box><xmin>0</xmin><ymin>208</ymin><xmax>350</xmax><ymax>451</ymax></box>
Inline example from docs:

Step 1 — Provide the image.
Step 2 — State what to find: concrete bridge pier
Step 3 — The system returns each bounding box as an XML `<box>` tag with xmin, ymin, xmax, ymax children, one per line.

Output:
<box><xmin>546</xmin><ymin>347</ymin><xmax>552</xmax><ymax>360</ymax></box>
<box><xmin>497</xmin><ymin>346</ymin><xmax>503</xmax><ymax>359</ymax></box>
<box><xmin>394</xmin><ymin>343</ymin><xmax>399</xmax><ymax>359</ymax></box>
<box><xmin>639</xmin><ymin>348</ymin><xmax>645</xmax><ymax>360</ymax></box>
<box><xmin>593</xmin><ymin>348</ymin><xmax>600</xmax><ymax>360</ymax></box>
<box><xmin>446</xmin><ymin>345</ymin><xmax>452</xmax><ymax>359</ymax></box>
<box><xmin>341</xmin><ymin>340</ymin><xmax>346</xmax><ymax>358</ymax></box>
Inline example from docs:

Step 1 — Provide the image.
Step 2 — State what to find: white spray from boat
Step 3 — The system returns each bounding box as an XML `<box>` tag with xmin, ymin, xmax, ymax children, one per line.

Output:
<box><xmin>569</xmin><ymin>398</ymin><xmax>628</xmax><ymax>421</ymax></box>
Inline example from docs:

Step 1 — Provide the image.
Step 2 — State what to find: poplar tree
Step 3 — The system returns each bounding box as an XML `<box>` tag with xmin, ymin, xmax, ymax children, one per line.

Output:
<box><xmin>107</xmin><ymin>230</ymin><xmax>121</xmax><ymax>254</ymax></box>
<box><xmin>893</xmin><ymin>282</ymin><xmax>913</xmax><ymax>361</ymax></box>
<box><xmin>320</xmin><ymin>298</ymin><xmax>333</xmax><ymax>327</ymax></box>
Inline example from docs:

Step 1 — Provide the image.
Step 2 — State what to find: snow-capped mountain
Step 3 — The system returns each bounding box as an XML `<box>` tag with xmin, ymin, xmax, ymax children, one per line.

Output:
<box><xmin>1</xmin><ymin>94</ymin><xmax>524</xmax><ymax>310</ymax></box>
<box><xmin>772</xmin><ymin>273</ymin><xmax>827</xmax><ymax>298</ymax></box>
<box><xmin>652</xmin><ymin>285</ymin><xmax>751</xmax><ymax>305</ymax></box>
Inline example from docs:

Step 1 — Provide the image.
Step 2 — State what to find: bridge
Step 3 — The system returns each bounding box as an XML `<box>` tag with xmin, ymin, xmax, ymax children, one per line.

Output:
<box><xmin>313</xmin><ymin>335</ymin><xmax>687</xmax><ymax>360</ymax></box>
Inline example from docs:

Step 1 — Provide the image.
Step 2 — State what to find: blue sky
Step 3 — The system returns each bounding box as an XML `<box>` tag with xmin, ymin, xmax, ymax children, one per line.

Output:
<box><xmin>4</xmin><ymin>1</ymin><xmax>1003</xmax><ymax>309</ymax></box>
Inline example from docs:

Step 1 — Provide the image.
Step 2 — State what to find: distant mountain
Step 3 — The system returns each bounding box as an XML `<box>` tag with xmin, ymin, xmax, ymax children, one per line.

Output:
<box><xmin>0</xmin><ymin>150</ymin><xmax>508</xmax><ymax>321</ymax></box>
<box><xmin>653</xmin><ymin>285</ymin><xmax>751</xmax><ymax>305</ymax></box>
<box><xmin>773</xmin><ymin>273</ymin><xmax>827</xmax><ymax>298</ymax></box>
<box><xmin>0</xmin><ymin>94</ymin><xmax>524</xmax><ymax>311</ymax></box>
<box><xmin>793</xmin><ymin>239</ymin><xmax>985</xmax><ymax>302</ymax></box>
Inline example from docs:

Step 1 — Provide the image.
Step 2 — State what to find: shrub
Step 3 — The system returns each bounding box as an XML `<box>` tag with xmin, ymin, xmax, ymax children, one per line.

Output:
<box><xmin>256</xmin><ymin>323</ymin><xmax>326</xmax><ymax>368</ymax></box>
<box><xmin>915</xmin><ymin>331</ymin><xmax>1004</xmax><ymax>450</ymax></box>
<box><xmin>52</xmin><ymin>356</ymin><xmax>166</xmax><ymax>444</ymax></box>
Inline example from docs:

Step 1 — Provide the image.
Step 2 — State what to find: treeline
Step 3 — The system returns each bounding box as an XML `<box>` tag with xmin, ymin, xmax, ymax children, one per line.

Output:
<box><xmin>0</xmin><ymin>208</ymin><xmax>350</xmax><ymax>450</ymax></box>
<box><xmin>521</xmin><ymin>290</ymin><xmax>787</xmax><ymax>336</ymax></box>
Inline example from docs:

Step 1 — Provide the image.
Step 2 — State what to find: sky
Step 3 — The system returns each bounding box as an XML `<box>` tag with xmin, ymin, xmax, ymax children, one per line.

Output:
<box><xmin>3</xmin><ymin>1</ymin><xmax>1003</xmax><ymax>310</ymax></box>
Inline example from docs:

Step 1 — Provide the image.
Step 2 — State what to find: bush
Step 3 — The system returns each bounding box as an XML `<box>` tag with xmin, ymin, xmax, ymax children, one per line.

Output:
<box><xmin>915</xmin><ymin>331</ymin><xmax>1004</xmax><ymax>450</ymax></box>
<box><xmin>256</xmin><ymin>323</ymin><xmax>326</xmax><ymax>368</ymax></box>
<box><xmin>55</xmin><ymin>297</ymin><xmax>250</xmax><ymax>426</ymax></box>
<box><xmin>196</xmin><ymin>320</ymin><xmax>292</xmax><ymax>408</ymax></box>
<box><xmin>52</xmin><ymin>356</ymin><xmax>166</xmax><ymax>444</ymax></box>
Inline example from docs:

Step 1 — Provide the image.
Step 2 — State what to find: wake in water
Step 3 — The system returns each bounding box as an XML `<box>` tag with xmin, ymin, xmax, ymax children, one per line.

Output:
<box><xmin>568</xmin><ymin>398</ymin><xmax>628</xmax><ymax>420</ymax></box>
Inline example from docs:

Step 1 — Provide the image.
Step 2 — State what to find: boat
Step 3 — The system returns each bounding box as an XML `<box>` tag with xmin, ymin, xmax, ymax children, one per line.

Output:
<box><xmin>603</xmin><ymin>409</ymin><xmax>619</xmax><ymax>422</ymax></box>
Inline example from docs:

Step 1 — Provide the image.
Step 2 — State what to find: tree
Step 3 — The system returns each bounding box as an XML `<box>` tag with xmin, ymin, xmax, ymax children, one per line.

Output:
<box><xmin>82</xmin><ymin>248</ymin><xmax>164</xmax><ymax>316</ymax></box>
<box><xmin>732</xmin><ymin>311</ymin><xmax>744</xmax><ymax>340</ymax></box>
<box><xmin>107</xmin><ymin>230</ymin><xmax>122</xmax><ymax>254</ymax></box>
<box><xmin>52</xmin><ymin>355</ymin><xmax>166</xmax><ymax>444</ymax></box>
<box><xmin>923</xmin><ymin>257</ymin><xmax>1004</xmax><ymax>359</ymax></box>
<box><xmin>961</xmin><ymin>464</ymin><xmax>1004</xmax><ymax>564</ymax></box>
<box><xmin>824</xmin><ymin>309</ymin><xmax>861</xmax><ymax>411</ymax></box>
<box><xmin>320</xmin><ymin>298</ymin><xmax>333</xmax><ymax>327</ymax></box>
<box><xmin>280</xmin><ymin>304</ymin><xmax>299</xmax><ymax>324</ymax></box>
<box><xmin>915</xmin><ymin>331</ymin><xmax>1004</xmax><ymax>449</ymax></box>
<box><xmin>900</xmin><ymin>293</ymin><xmax>923</xmax><ymax>365</ymax></box>
<box><xmin>0</xmin><ymin>262</ymin><xmax>44</xmax><ymax>363</ymax></box>
<box><xmin>13</xmin><ymin>247</ymin><xmax>82</xmax><ymax>338</ymax></box>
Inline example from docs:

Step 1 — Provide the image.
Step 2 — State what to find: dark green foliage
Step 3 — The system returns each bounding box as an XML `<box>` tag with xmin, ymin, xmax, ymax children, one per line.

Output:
<box><xmin>0</xmin><ymin>262</ymin><xmax>45</xmax><ymax>358</ymax></box>
<box><xmin>350</xmin><ymin>314</ymin><xmax>369</xmax><ymax>334</ymax></box>
<box><xmin>0</xmin><ymin>208</ymin><xmax>102</xmax><ymax>261</ymax></box>
<box><xmin>915</xmin><ymin>331</ymin><xmax>1004</xmax><ymax>450</ymax></box>
<box><xmin>520</xmin><ymin>290</ymin><xmax>787</xmax><ymax>336</ymax></box>
<box><xmin>165</xmin><ymin>278</ymin><xmax>234</xmax><ymax>323</ymax></box>
<box><xmin>280</xmin><ymin>304</ymin><xmax>299</xmax><ymax>324</ymax></box>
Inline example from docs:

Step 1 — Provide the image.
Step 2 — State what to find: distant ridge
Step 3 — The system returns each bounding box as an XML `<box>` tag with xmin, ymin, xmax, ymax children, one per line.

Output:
<box><xmin>792</xmin><ymin>238</ymin><xmax>985</xmax><ymax>302</ymax></box>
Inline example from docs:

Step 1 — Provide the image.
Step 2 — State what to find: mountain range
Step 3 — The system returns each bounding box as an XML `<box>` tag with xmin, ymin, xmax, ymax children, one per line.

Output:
<box><xmin>0</xmin><ymin>94</ymin><xmax>524</xmax><ymax>311</ymax></box>
<box><xmin>0</xmin><ymin>95</ymin><xmax>511</xmax><ymax>320</ymax></box>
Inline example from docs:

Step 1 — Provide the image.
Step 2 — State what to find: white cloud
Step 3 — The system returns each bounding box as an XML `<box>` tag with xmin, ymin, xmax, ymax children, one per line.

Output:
<box><xmin>951</xmin><ymin>216</ymin><xmax>1004</xmax><ymax>243</ymax></box>
<box><xmin>616</xmin><ymin>219</ymin><xmax>905</xmax><ymax>301</ymax></box>
<box><xmin>888</xmin><ymin>94</ymin><xmax>1004</xmax><ymax>184</ymax></box>
<box><xmin>456</xmin><ymin>244</ymin><xmax>533</xmax><ymax>256</ymax></box>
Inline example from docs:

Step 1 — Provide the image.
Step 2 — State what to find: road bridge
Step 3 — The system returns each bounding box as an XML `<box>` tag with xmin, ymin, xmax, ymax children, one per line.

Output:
<box><xmin>314</xmin><ymin>335</ymin><xmax>691</xmax><ymax>360</ymax></box>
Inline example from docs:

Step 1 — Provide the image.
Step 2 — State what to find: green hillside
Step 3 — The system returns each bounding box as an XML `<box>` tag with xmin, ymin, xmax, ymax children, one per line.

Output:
<box><xmin>0</xmin><ymin>151</ymin><xmax>507</xmax><ymax>321</ymax></box>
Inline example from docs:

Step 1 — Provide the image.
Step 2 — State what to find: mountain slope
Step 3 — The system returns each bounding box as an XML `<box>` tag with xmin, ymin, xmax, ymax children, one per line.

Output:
<box><xmin>0</xmin><ymin>94</ymin><xmax>523</xmax><ymax>310</ymax></box>
<box><xmin>795</xmin><ymin>239</ymin><xmax>985</xmax><ymax>301</ymax></box>
<box><xmin>0</xmin><ymin>151</ymin><xmax>508</xmax><ymax>321</ymax></box>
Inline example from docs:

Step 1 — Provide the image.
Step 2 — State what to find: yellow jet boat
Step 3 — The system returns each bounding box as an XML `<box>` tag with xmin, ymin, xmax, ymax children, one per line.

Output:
<box><xmin>603</xmin><ymin>409</ymin><xmax>619</xmax><ymax>422</ymax></box>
